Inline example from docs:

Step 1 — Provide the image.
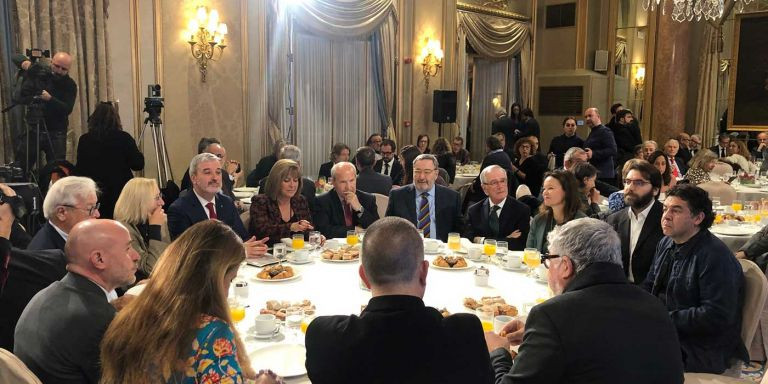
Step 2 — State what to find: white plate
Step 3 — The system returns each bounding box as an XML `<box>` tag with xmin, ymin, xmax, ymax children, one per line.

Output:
<box><xmin>234</xmin><ymin>187</ymin><xmax>259</xmax><ymax>192</ymax></box>
<box><xmin>285</xmin><ymin>257</ymin><xmax>313</xmax><ymax>265</ymax></box>
<box><xmin>430</xmin><ymin>258</ymin><xmax>475</xmax><ymax>271</ymax></box>
<box><xmin>536</xmin><ymin>278</ymin><xmax>548</xmax><ymax>284</ymax></box>
<box><xmin>253</xmin><ymin>269</ymin><xmax>302</xmax><ymax>283</ymax></box>
<box><xmin>249</xmin><ymin>344</ymin><xmax>307</xmax><ymax>378</ymax></box>
<box><xmin>321</xmin><ymin>257</ymin><xmax>360</xmax><ymax>263</ymax></box>
<box><xmin>710</xmin><ymin>224</ymin><xmax>761</xmax><ymax>236</ymax></box>
<box><xmin>233</xmin><ymin>191</ymin><xmax>254</xmax><ymax>198</ymax></box>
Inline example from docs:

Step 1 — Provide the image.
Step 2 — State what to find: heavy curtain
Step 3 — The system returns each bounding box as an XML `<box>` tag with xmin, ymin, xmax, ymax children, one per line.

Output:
<box><xmin>694</xmin><ymin>24</ymin><xmax>720</xmax><ymax>147</ymax></box>
<box><xmin>267</xmin><ymin>0</ymin><xmax>397</xmax><ymax>178</ymax></box>
<box><xmin>12</xmin><ymin>0</ymin><xmax>112</xmax><ymax>161</ymax></box>
<box><xmin>469</xmin><ymin>58</ymin><xmax>511</xmax><ymax>160</ymax></box>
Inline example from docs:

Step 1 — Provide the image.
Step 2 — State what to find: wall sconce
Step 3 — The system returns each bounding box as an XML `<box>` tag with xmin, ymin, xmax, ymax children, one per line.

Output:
<box><xmin>634</xmin><ymin>66</ymin><xmax>646</xmax><ymax>98</ymax></box>
<box><xmin>420</xmin><ymin>39</ymin><xmax>443</xmax><ymax>93</ymax></box>
<box><xmin>187</xmin><ymin>6</ymin><xmax>227</xmax><ymax>82</ymax></box>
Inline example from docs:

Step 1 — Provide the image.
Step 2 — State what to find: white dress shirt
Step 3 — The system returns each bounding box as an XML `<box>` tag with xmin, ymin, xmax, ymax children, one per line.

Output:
<box><xmin>50</xmin><ymin>222</ymin><xmax>69</xmax><ymax>242</ymax></box>
<box><xmin>489</xmin><ymin>197</ymin><xmax>506</xmax><ymax>218</ymax></box>
<box><xmin>194</xmin><ymin>190</ymin><xmax>217</xmax><ymax>219</ymax></box>
<box><xmin>380</xmin><ymin>158</ymin><xmax>395</xmax><ymax>176</ymax></box>
<box><xmin>627</xmin><ymin>201</ymin><xmax>654</xmax><ymax>282</ymax></box>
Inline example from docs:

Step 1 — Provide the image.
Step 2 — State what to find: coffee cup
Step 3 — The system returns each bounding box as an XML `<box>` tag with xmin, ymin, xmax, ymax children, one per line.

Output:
<box><xmin>494</xmin><ymin>315</ymin><xmax>514</xmax><ymax>334</ymax></box>
<box><xmin>467</xmin><ymin>245</ymin><xmax>482</xmax><ymax>261</ymax></box>
<box><xmin>234</xmin><ymin>280</ymin><xmax>249</xmax><ymax>299</ymax></box>
<box><xmin>325</xmin><ymin>239</ymin><xmax>340</xmax><ymax>250</ymax></box>
<box><xmin>505</xmin><ymin>252</ymin><xmax>522</xmax><ymax>269</ymax></box>
<box><xmin>424</xmin><ymin>239</ymin><xmax>440</xmax><ymax>253</ymax></box>
<box><xmin>536</xmin><ymin>265</ymin><xmax>549</xmax><ymax>281</ymax></box>
<box><xmin>292</xmin><ymin>249</ymin><xmax>309</xmax><ymax>263</ymax></box>
<box><xmin>253</xmin><ymin>314</ymin><xmax>277</xmax><ymax>335</ymax></box>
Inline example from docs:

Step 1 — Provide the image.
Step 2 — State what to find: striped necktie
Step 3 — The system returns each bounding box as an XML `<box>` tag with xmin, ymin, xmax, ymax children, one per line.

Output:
<box><xmin>418</xmin><ymin>192</ymin><xmax>431</xmax><ymax>238</ymax></box>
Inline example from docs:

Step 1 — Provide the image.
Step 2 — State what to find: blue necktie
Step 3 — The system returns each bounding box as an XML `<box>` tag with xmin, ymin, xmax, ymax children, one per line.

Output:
<box><xmin>418</xmin><ymin>192</ymin><xmax>431</xmax><ymax>238</ymax></box>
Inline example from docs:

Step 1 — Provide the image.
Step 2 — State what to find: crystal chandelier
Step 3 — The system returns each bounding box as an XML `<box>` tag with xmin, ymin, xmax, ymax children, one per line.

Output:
<box><xmin>643</xmin><ymin>0</ymin><xmax>754</xmax><ymax>22</ymax></box>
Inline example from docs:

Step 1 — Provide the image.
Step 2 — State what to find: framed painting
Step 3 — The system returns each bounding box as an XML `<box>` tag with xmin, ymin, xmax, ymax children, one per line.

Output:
<box><xmin>727</xmin><ymin>11</ymin><xmax>768</xmax><ymax>132</ymax></box>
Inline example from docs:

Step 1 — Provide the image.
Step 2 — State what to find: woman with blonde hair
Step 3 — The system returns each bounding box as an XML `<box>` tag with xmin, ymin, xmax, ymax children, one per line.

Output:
<box><xmin>684</xmin><ymin>149</ymin><xmax>719</xmax><ymax>185</ymax></box>
<box><xmin>100</xmin><ymin>220</ymin><xmax>280</xmax><ymax>383</ymax></box>
<box><xmin>724</xmin><ymin>139</ymin><xmax>758</xmax><ymax>173</ymax></box>
<box><xmin>249</xmin><ymin>159</ymin><xmax>314</xmax><ymax>246</ymax></box>
<box><xmin>113</xmin><ymin>177</ymin><xmax>169</xmax><ymax>278</ymax></box>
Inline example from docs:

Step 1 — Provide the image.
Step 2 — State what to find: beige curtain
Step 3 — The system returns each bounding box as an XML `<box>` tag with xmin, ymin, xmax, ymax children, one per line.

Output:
<box><xmin>470</xmin><ymin>59</ymin><xmax>509</xmax><ymax>160</ymax></box>
<box><xmin>456</xmin><ymin>27</ymin><xmax>469</xmax><ymax>140</ymax></box>
<box><xmin>289</xmin><ymin>0</ymin><xmax>395</xmax><ymax>39</ymax></box>
<box><xmin>13</xmin><ymin>0</ymin><xmax>112</xmax><ymax>161</ymax></box>
<box><xmin>695</xmin><ymin>24</ymin><xmax>719</xmax><ymax>147</ymax></box>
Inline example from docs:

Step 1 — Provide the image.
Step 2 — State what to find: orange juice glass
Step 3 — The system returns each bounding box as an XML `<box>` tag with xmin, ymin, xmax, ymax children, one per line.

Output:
<box><xmin>447</xmin><ymin>232</ymin><xmax>461</xmax><ymax>251</ymax></box>
<box><xmin>230</xmin><ymin>306</ymin><xmax>245</xmax><ymax>323</ymax></box>
<box><xmin>523</xmin><ymin>248</ymin><xmax>541</xmax><ymax>269</ymax></box>
<box><xmin>483</xmin><ymin>239</ymin><xmax>496</xmax><ymax>257</ymax></box>
<box><xmin>346</xmin><ymin>230</ymin><xmax>359</xmax><ymax>245</ymax></box>
<box><xmin>292</xmin><ymin>234</ymin><xmax>305</xmax><ymax>250</ymax></box>
<box><xmin>732</xmin><ymin>200</ymin><xmax>743</xmax><ymax>212</ymax></box>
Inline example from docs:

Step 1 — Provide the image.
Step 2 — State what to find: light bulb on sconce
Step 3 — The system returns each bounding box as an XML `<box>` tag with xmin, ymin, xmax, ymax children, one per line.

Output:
<box><xmin>420</xmin><ymin>38</ymin><xmax>443</xmax><ymax>93</ymax></box>
<box><xmin>187</xmin><ymin>6</ymin><xmax>227</xmax><ymax>82</ymax></box>
<box><xmin>634</xmin><ymin>67</ymin><xmax>646</xmax><ymax>98</ymax></box>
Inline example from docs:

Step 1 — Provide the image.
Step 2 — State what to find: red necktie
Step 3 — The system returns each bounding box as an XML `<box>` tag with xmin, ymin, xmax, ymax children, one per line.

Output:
<box><xmin>669</xmin><ymin>157</ymin><xmax>679</xmax><ymax>178</ymax></box>
<box><xmin>343</xmin><ymin>202</ymin><xmax>353</xmax><ymax>226</ymax></box>
<box><xmin>206</xmin><ymin>202</ymin><xmax>218</xmax><ymax>220</ymax></box>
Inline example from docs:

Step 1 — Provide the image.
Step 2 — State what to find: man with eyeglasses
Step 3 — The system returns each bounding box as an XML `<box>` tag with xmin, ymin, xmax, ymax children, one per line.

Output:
<box><xmin>12</xmin><ymin>51</ymin><xmax>77</xmax><ymax>173</ymax></box>
<box><xmin>28</xmin><ymin>176</ymin><xmax>100</xmax><ymax>252</ymax></box>
<box><xmin>642</xmin><ymin>184</ymin><xmax>747</xmax><ymax>374</ymax></box>
<box><xmin>374</xmin><ymin>139</ymin><xmax>404</xmax><ymax>185</ymax></box>
<box><xmin>606</xmin><ymin>161</ymin><xmax>664</xmax><ymax>283</ymax></box>
<box><xmin>451</xmin><ymin>136</ymin><xmax>471</xmax><ymax>166</ymax></box>
<box><xmin>485</xmin><ymin>218</ymin><xmax>684</xmax><ymax>383</ymax></box>
<box><xmin>465</xmin><ymin>165</ymin><xmax>530</xmax><ymax>250</ymax></box>
<box><xmin>386</xmin><ymin>154</ymin><xmax>464</xmax><ymax>242</ymax></box>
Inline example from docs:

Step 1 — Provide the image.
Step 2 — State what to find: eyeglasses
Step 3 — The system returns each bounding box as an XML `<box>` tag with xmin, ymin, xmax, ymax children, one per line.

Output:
<box><xmin>623</xmin><ymin>179</ymin><xmax>650</xmax><ymax>187</ymax></box>
<box><xmin>414</xmin><ymin>169</ymin><xmax>435</xmax><ymax>176</ymax></box>
<box><xmin>482</xmin><ymin>179</ymin><xmax>507</xmax><ymax>187</ymax></box>
<box><xmin>61</xmin><ymin>202</ymin><xmax>100</xmax><ymax>216</ymax></box>
<box><xmin>540</xmin><ymin>253</ymin><xmax>562</xmax><ymax>269</ymax></box>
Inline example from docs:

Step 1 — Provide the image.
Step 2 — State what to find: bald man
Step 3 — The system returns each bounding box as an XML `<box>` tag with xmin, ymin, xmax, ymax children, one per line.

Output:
<box><xmin>583</xmin><ymin>107</ymin><xmax>618</xmax><ymax>184</ymax></box>
<box><xmin>12</xmin><ymin>51</ymin><xmax>77</xmax><ymax>172</ymax></box>
<box><xmin>314</xmin><ymin>161</ymin><xmax>379</xmax><ymax>238</ymax></box>
<box><xmin>14</xmin><ymin>219</ymin><xmax>138</xmax><ymax>384</ymax></box>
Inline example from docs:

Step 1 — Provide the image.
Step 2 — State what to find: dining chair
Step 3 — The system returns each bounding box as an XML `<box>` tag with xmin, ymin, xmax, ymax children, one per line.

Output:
<box><xmin>0</xmin><ymin>348</ymin><xmax>42</xmax><ymax>384</ymax></box>
<box><xmin>697</xmin><ymin>181</ymin><xmax>737</xmax><ymax>205</ymax></box>
<box><xmin>372</xmin><ymin>193</ymin><xmax>388</xmax><ymax>220</ymax></box>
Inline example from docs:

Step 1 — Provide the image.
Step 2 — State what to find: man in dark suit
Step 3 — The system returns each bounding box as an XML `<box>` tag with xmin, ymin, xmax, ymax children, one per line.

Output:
<box><xmin>466</xmin><ymin>165</ymin><xmax>530</xmax><ymax>250</ymax></box>
<box><xmin>374</xmin><ymin>139</ymin><xmax>404</xmax><ymax>185</ymax></box>
<box><xmin>664</xmin><ymin>139</ymin><xmax>688</xmax><ymax>177</ymax></box>
<box><xmin>606</xmin><ymin>161</ymin><xmax>664</xmax><ymax>283</ymax></box>
<box><xmin>486</xmin><ymin>218</ymin><xmax>684</xmax><ymax>383</ymax></box>
<box><xmin>467</xmin><ymin>136</ymin><xmax>519</xmax><ymax>207</ymax></box>
<box><xmin>306</xmin><ymin>217</ymin><xmax>493</xmax><ymax>384</ymax></box>
<box><xmin>257</xmin><ymin>145</ymin><xmax>316</xmax><ymax>211</ymax></box>
<box><xmin>246</xmin><ymin>139</ymin><xmax>285</xmax><ymax>187</ymax></box>
<box><xmin>180</xmin><ymin>140</ymin><xmax>241</xmax><ymax>202</ymax></box>
<box><xmin>612</xmin><ymin>109</ymin><xmax>643</xmax><ymax>166</ymax></box>
<box><xmin>387</xmin><ymin>154</ymin><xmax>465</xmax><ymax>242</ymax></box>
<box><xmin>677</xmin><ymin>132</ymin><xmax>693</xmax><ymax>165</ymax></box>
<box><xmin>710</xmin><ymin>133</ymin><xmax>731</xmax><ymax>158</ymax></box>
<box><xmin>168</xmin><ymin>153</ymin><xmax>267</xmax><ymax>257</ymax></box>
<box><xmin>583</xmin><ymin>107</ymin><xmax>618</xmax><ymax>185</ymax></box>
<box><xmin>29</xmin><ymin>176</ymin><xmax>101</xmax><ymax>251</ymax></box>
<box><xmin>14</xmin><ymin>219</ymin><xmax>139</xmax><ymax>383</ymax></box>
<box><xmin>491</xmin><ymin>108</ymin><xmax>516</xmax><ymax>151</ymax></box>
<box><xmin>355</xmin><ymin>146</ymin><xmax>392</xmax><ymax>196</ymax></box>
<box><xmin>314</xmin><ymin>162</ymin><xmax>379</xmax><ymax>239</ymax></box>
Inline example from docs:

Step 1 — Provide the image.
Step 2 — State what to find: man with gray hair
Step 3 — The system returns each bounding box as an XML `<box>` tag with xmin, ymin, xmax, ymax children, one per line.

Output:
<box><xmin>642</xmin><ymin>140</ymin><xmax>658</xmax><ymax>160</ymax></box>
<box><xmin>168</xmin><ymin>153</ymin><xmax>267</xmax><ymax>257</ymax></box>
<box><xmin>562</xmin><ymin>147</ymin><xmax>587</xmax><ymax>171</ymax></box>
<box><xmin>314</xmin><ymin>161</ymin><xmax>379</xmax><ymax>239</ymax></box>
<box><xmin>258</xmin><ymin>144</ymin><xmax>316</xmax><ymax>211</ymax></box>
<box><xmin>29</xmin><ymin>176</ymin><xmax>100</xmax><ymax>251</ymax></box>
<box><xmin>486</xmin><ymin>218</ymin><xmax>684</xmax><ymax>383</ymax></box>
<box><xmin>305</xmin><ymin>217</ymin><xmax>493</xmax><ymax>383</ymax></box>
<box><xmin>386</xmin><ymin>154</ymin><xmax>464</xmax><ymax>241</ymax></box>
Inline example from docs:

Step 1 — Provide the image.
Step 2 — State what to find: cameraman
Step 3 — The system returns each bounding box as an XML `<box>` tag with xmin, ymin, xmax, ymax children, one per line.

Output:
<box><xmin>12</xmin><ymin>51</ymin><xmax>77</xmax><ymax>172</ymax></box>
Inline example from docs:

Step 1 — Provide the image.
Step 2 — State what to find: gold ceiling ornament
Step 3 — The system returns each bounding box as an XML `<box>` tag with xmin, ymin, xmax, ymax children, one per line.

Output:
<box><xmin>457</xmin><ymin>2</ymin><xmax>530</xmax><ymax>21</ymax></box>
<box><xmin>642</xmin><ymin>0</ymin><xmax>755</xmax><ymax>22</ymax></box>
<box><xmin>482</xmin><ymin>0</ymin><xmax>509</xmax><ymax>10</ymax></box>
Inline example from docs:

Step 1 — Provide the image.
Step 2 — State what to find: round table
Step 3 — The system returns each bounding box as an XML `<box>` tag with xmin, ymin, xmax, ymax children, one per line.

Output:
<box><xmin>711</xmin><ymin>223</ymin><xmax>762</xmax><ymax>252</ymax></box>
<box><xmin>235</xmin><ymin>239</ymin><xmax>549</xmax><ymax>382</ymax></box>
<box><xmin>451</xmin><ymin>173</ymin><xmax>478</xmax><ymax>190</ymax></box>
<box><xmin>733</xmin><ymin>184</ymin><xmax>768</xmax><ymax>203</ymax></box>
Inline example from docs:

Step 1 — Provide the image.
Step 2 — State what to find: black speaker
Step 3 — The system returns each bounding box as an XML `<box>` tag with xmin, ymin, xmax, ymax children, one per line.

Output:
<box><xmin>432</xmin><ymin>90</ymin><xmax>457</xmax><ymax>124</ymax></box>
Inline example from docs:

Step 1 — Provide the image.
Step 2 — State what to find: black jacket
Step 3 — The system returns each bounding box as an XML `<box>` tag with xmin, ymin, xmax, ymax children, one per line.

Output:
<box><xmin>374</xmin><ymin>158</ymin><xmax>404</xmax><ymax>186</ymax></box>
<box><xmin>605</xmin><ymin>200</ymin><xmax>664</xmax><ymax>283</ymax></box>
<box><xmin>246</xmin><ymin>154</ymin><xmax>277</xmax><ymax>187</ymax></box>
<box><xmin>355</xmin><ymin>168</ymin><xmax>392</xmax><ymax>197</ymax></box>
<box><xmin>491</xmin><ymin>262</ymin><xmax>684</xmax><ymax>384</ymax></box>
<box><xmin>465</xmin><ymin>197</ymin><xmax>530</xmax><ymax>250</ymax></box>
<box><xmin>27</xmin><ymin>222</ymin><xmax>66</xmax><ymax>251</ymax></box>
<box><xmin>313</xmin><ymin>189</ymin><xmax>379</xmax><ymax>239</ymax></box>
<box><xmin>386</xmin><ymin>184</ymin><xmax>464</xmax><ymax>242</ymax></box>
<box><xmin>167</xmin><ymin>190</ymin><xmax>247</xmax><ymax>240</ymax></box>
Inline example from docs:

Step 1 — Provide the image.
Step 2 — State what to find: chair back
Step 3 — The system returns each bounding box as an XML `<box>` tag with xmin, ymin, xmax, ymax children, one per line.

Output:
<box><xmin>240</xmin><ymin>210</ymin><xmax>250</xmax><ymax>229</ymax></box>
<box><xmin>372</xmin><ymin>193</ymin><xmax>389</xmax><ymax>220</ymax></box>
<box><xmin>739</xmin><ymin>259</ymin><xmax>768</xmax><ymax>352</ymax></box>
<box><xmin>697</xmin><ymin>181</ymin><xmax>737</xmax><ymax>205</ymax></box>
<box><xmin>0</xmin><ymin>348</ymin><xmax>42</xmax><ymax>384</ymax></box>
<box><xmin>712</xmin><ymin>162</ymin><xmax>734</xmax><ymax>176</ymax></box>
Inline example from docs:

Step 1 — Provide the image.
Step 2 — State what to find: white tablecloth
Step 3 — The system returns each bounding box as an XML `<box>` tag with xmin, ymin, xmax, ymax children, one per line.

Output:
<box><xmin>451</xmin><ymin>173</ymin><xmax>478</xmax><ymax>190</ymax></box>
<box><xmin>733</xmin><ymin>184</ymin><xmax>768</xmax><ymax>202</ymax></box>
<box><xmin>235</xmin><ymin>239</ymin><xmax>549</xmax><ymax>383</ymax></box>
<box><xmin>711</xmin><ymin>224</ymin><xmax>761</xmax><ymax>252</ymax></box>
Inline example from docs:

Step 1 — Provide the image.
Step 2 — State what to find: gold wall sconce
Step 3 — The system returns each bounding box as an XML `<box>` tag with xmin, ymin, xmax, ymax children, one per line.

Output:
<box><xmin>420</xmin><ymin>39</ymin><xmax>443</xmax><ymax>93</ymax></box>
<box><xmin>186</xmin><ymin>6</ymin><xmax>228</xmax><ymax>82</ymax></box>
<box><xmin>634</xmin><ymin>66</ymin><xmax>646</xmax><ymax>98</ymax></box>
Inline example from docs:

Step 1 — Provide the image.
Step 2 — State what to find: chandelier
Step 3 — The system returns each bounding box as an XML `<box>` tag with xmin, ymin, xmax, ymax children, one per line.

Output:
<box><xmin>642</xmin><ymin>0</ymin><xmax>754</xmax><ymax>22</ymax></box>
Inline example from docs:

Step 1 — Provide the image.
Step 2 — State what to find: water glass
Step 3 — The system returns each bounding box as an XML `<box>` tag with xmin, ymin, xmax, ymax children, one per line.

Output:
<box><xmin>285</xmin><ymin>307</ymin><xmax>305</xmax><ymax>340</ymax></box>
<box><xmin>496</xmin><ymin>241</ymin><xmax>508</xmax><ymax>257</ymax></box>
<box><xmin>308</xmin><ymin>231</ymin><xmax>322</xmax><ymax>251</ymax></box>
<box><xmin>273</xmin><ymin>243</ymin><xmax>287</xmax><ymax>261</ymax></box>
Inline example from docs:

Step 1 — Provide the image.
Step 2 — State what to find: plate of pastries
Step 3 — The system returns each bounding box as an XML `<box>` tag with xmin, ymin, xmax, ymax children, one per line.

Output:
<box><xmin>431</xmin><ymin>255</ymin><xmax>474</xmax><ymax>270</ymax></box>
<box><xmin>321</xmin><ymin>246</ymin><xmax>360</xmax><ymax>262</ymax></box>
<box><xmin>254</xmin><ymin>264</ymin><xmax>300</xmax><ymax>282</ymax></box>
<box><xmin>463</xmin><ymin>296</ymin><xmax>518</xmax><ymax>317</ymax></box>
<box><xmin>259</xmin><ymin>300</ymin><xmax>316</xmax><ymax>321</ymax></box>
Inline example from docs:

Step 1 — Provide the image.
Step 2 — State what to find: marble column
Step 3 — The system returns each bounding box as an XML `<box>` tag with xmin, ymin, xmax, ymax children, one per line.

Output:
<box><xmin>650</xmin><ymin>13</ymin><xmax>691</xmax><ymax>141</ymax></box>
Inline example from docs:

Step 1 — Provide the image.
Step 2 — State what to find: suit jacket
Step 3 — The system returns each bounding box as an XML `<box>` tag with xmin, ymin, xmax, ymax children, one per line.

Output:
<box><xmin>314</xmin><ymin>189</ymin><xmax>379</xmax><ymax>239</ymax></box>
<box><xmin>246</xmin><ymin>154</ymin><xmax>277</xmax><ymax>187</ymax></box>
<box><xmin>386</xmin><ymin>184</ymin><xmax>464</xmax><ymax>242</ymax></box>
<box><xmin>471</xmin><ymin>150</ymin><xmax>519</xmax><ymax>197</ymax></box>
<box><xmin>258</xmin><ymin>176</ymin><xmax>317</xmax><ymax>212</ymax></box>
<box><xmin>27</xmin><ymin>222</ymin><xmax>66</xmax><ymax>251</ymax></box>
<box><xmin>491</xmin><ymin>263</ymin><xmax>684</xmax><ymax>384</ymax></box>
<box><xmin>14</xmin><ymin>272</ymin><xmax>116</xmax><ymax>384</ymax></box>
<box><xmin>167</xmin><ymin>190</ymin><xmax>247</xmax><ymax>240</ymax></box>
<box><xmin>710</xmin><ymin>145</ymin><xmax>728</xmax><ymax>158</ymax></box>
<box><xmin>181</xmin><ymin>168</ymin><xmax>236</xmax><ymax>201</ymax></box>
<box><xmin>669</xmin><ymin>156</ymin><xmax>688</xmax><ymax>176</ymax></box>
<box><xmin>119</xmin><ymin>221</ymin><xmax>170</xmax><ymax>278</ymax></box>
<box><xmin>306</xmin><ymin>295</ymin><xmax>493</xmax><ymax>384</ymax></box>
<box><xmin>356</xmin><ymin>168</ymin><xmax>392</xmax><ymax>196</ymax></box>
<box><xmin>605</xmin><ymin>201</ymin><xmax>664</xmax><ymax>283</ymax></box>
<box><xmin>374</xmin><ymin>158</ymin><xmax>404</xmax><ymax>186</ymax></box>
<box><xmin>318</xmin><ymin>161</ymin><xmax>333</xmax><ymax>180</ymax></box>
<box><xmin>492</xmin><ymin>116</ymin><xmax>516</xmax><ymax>150</ymax></box>
<box><xmin>0</xmin><ymin>241</ymin><xmax>66</xmax><ymax>350</ymax></box>
<box><xmin>465</xmin><ymin>198</ymin><xmax>530</xmax><ymax>250</ymax></box>
<box><xmin>677</xmin><ymin>147</ymin><xmax>692</xmax><ymax>166</ymax></box>
<box><xmin>584</xmin><ymin>124</ymin><xmax>618</xmax><ymax>179</ymax></box>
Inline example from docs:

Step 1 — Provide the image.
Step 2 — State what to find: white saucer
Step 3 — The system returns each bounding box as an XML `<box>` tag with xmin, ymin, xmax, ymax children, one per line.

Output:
<box><xmin>247</xmin><ymin>325</ymin><xmax>283</xmax><ymax>340</ymax></box>
<box><xmin>500</xmin><ymin>265</ymin><xmax>526</xmax><ymax>272</ymax></box>
<box><xmin>285</xmin><ymin>257</ymin><xmax>313</xmax><ymax>265</ymax></box>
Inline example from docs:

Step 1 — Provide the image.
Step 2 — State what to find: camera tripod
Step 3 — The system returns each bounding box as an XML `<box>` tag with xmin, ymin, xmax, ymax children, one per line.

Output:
<box><xmin>138</xmin><ymin>113</ymin><xmax>173</xmax><ymax>188</ymax></box>
<box><xmin>19</xmin><ymin>100</ymin><xmax>57</xmax><ymax>184</ymax></box>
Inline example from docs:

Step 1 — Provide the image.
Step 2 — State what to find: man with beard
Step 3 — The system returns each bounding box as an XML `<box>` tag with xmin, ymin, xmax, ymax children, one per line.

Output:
<box><xmin>583</xmin><ymin>107</ymin><xmax>618</xmax><ymax>185</ymax></box>
<box><xmin>606</xmin><ymin>161</ymin><xmax>664</xmax><ymax>283</ymax></box>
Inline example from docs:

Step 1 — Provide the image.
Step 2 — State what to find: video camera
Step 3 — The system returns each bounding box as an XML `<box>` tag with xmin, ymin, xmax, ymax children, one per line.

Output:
<box><xmin>12</xmin><ymin>48</ymin><xmax>53</xmax><ymax>106</ymax></box>
<box><xmin>143</xmin><ymin>84</ymin><xmax>164</xmax><ymax>123</ymax></box>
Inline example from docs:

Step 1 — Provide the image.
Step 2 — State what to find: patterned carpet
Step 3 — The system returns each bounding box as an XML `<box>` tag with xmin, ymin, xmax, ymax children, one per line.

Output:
<box><xmin>743</xmin><ymin>361</ymin><xmax>765</xmax><ymax>382</ymax></box>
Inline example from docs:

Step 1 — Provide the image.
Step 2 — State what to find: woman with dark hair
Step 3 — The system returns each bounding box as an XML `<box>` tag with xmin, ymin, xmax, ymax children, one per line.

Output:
<box><xmin>571</xmin><ymin>162</ymin><xmax>602</xmax><ymax>217</ymax></box>
<box><xmin>509</xmin><ymin>102</ymin><xmax>524</xmax><ymax>136</ymax></box>
<box><xmin>318</xmin><ymin>143</ymin><xmax>350</xmax><ymax>180</ymax></box>
<box><xmin>76</xmin><ymin>102</ymin><xmax>144</xmax><ymax>219</ymax></box>
<box><xmin>511</xmin><ymin>137</ymin><xmax>545</xmax><ymax>196</ymax></box>
<box><xmin>648</xmin><ymin>150</ymin><xmax>676</xmax><ymax>194</ymax></box>
<box><xmin>416</xmin><ymin>134</ymin><xmax>431</xmax><ymax>154</ymax></box>
<box><xmin>399</xmin><ymin>145</ymin><xmax>422</xmax><ymax>185</ymax></box>
<box><xmin>526</xmin><ymin>170</ymin><xmax>586</xmax><ymax>253</ymax></box>
<box><xmin>432</xmin><ymin>137</ymin><xmax>456</xmax><ymax>183</ymax></box>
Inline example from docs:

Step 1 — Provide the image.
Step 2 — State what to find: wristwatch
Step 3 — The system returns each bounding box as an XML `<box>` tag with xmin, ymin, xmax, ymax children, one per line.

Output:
<box><xmin>355</xmin><ymin>206</ymin><xmax>364</xmax><ymax>218</ymax></box>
